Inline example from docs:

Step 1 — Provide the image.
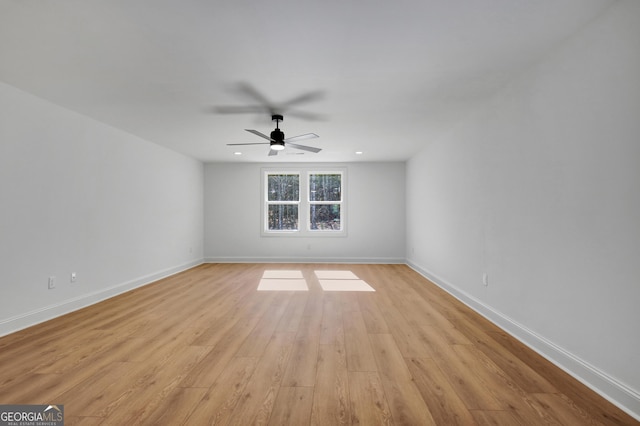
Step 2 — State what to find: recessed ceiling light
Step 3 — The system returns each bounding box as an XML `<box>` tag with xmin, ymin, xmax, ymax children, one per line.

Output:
<box><xmin>355</xmin><ymin>151</ymin><xmax>363</xmax><ymax>155</ymax></box>
<box><xmin>234</xmin><ymin>152</ymin><xmax>242</xmax><ymax>155</ymax></box>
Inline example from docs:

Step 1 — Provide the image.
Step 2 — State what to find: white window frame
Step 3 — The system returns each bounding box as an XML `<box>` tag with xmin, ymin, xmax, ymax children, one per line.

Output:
<box><xmin>261</xmin><ymin>167</ymin><xmax>346</xmax><ymax>237</ymax></box>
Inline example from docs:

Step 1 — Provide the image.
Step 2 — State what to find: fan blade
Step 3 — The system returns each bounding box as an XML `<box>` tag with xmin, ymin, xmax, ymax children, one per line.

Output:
<box><xmin>213</xmin><ymin>83</ymin><xmax>325</xmax><ymax>120</ymax></box>
<box><xmin>214</xmin><ymin>105</ymin><xmax>269</xmax><ymax>114</ymax></box>
<box><xmin>281</xmin><ymin>90</ymin><xmax>324</xmax><ymax>107</ymax></box>
<box><xmin>245</xmin><ymin>129</ymin><xmax>274</xmax><ymax>141</ymax></box>
<box><xmin>236</xmin><ymin>82</ymin><xmax>273</xmax><ymax>106</ymax></box>
<box><xmin>286</xmin><ymin>109</ymin><xmax>327</xmax><ymax>121</ymax></box>
<box><xmin>236</xmin><ymin>82</ymin><xmax>280</xmax><ymax>115</ymax></box>
<box><xmin>268</xmin><ymin>149</ymin><xmax>278</xmax><ymax>156</ymax></box>
<box><xmin>284</xmin><ymin>133</ymin><xmax>319</xmax><ymax>143</ymax></box>
<box><xmin>287</xmin><ymin>143</ymin><xmax>322</xmax><ymax>153</ymax></box>
<box><xmin>226</xmin><ymin>142</ymin><xmax>269</xmax><ymax>146</ymax></box>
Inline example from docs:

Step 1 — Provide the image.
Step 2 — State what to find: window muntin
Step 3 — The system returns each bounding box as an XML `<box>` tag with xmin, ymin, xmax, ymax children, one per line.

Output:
<box><xmin>263</xmin><ymin>169</ymin><xmax>345</xmax><ymax>236</ymax></box>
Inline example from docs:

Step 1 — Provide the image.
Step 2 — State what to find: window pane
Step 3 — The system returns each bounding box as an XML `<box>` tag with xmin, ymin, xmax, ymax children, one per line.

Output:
<box><xmin>310</xmin><ymin>204</ymin><xmax>341</xmax><ymax>230</ymax></box>
<box><xmin>268</xmin><ymin>174</ymin><xmax>299</xmax><ymax>201</ymax></box>
<box><xmin>268</xmin><ymin>205</ymin><xmax>299</xmax><ymax>230</ymax></box>
<box><xmin>309</xmin><ymin>174</ymin><xmax>341</xmax><ymax>201</ymax></box>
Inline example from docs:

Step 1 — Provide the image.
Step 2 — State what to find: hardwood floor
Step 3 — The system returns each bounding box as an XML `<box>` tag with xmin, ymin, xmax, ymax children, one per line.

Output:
<box><xmin>0</xmin><ymin>263</ymin><xmax>636</xmax><ymax>425</ymax></box>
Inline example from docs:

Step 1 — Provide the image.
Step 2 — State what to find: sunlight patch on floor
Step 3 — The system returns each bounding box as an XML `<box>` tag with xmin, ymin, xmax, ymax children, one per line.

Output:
<box><xmin>314</xmin><ymin>270</ymin><xmax>375</xmax><ymax>292</ymax></box>
<box><xmin>262</xmin><ymin>270</ymin><xmax>304</xmax><ymax>279</ymax></box>
<box><xmin>258</xmin><ymin>270</ymin><xmax>308</xmax><ymax>291</ymax></box>
<box><xmin>257</xmin><ymin>270</ymin><xmax>375</xmax><ymax>292</ymax></box>
<box><xmin>318</xmin><ymin>279</ymin><xmax>375</xmax><ymax>292</ymax></box>
<box><xmin>257</xmin><ymin>279</ymin><xmax>308</xmax><ymax>291</ymax></box>
<box><xmin>314</xmin><ymin>270</ymin><xmax>359</xmax><ymax>280</ymax></box>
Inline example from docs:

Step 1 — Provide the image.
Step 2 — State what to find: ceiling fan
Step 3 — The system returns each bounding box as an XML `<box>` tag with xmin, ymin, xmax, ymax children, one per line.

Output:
<box><xmin>213</xmin><ymin>82</ymin><xmax>325</xmax><ymax>121</ymax></box>
<box><xmin>227</xmin><ymin>114</ymin><xmax>320</xmax><ymax>156</ymax></box>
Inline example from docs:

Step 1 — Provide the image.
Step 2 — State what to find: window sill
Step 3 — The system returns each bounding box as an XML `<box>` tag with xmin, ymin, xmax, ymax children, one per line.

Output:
<box><xmin>261</xmin><ymin>230</ymin><xmax>347</xmax><ymax>238</ymax></box>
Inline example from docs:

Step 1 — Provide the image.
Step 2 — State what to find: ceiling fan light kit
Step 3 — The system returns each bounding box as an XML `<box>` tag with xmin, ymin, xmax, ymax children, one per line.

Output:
<box><xmin>270</xmin><ymin>142</ymin><xmax>285</xmax><ymax>151</ymax></box>
<box><xmin>227</xmin><ymin>113</ymin><xmax>321</xmax><ymax>156</ymax></box>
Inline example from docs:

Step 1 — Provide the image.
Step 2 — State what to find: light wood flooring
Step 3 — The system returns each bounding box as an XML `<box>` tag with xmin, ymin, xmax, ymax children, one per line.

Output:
<box><xmin>0</xmin><ymin>263</ymin><xmax>636</xmax><ymax>425</ymax></box>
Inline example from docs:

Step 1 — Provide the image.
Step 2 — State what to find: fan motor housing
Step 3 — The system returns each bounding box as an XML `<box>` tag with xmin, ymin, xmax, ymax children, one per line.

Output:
<box><xmin>270</xmin><ymin>128</ymin><xmax>285</xmax><ymax>142</ymax></box>
<box><xmin>270</xmin><ymin>128</ymin><xmax>285</xmax><ymax>150</ymax></box>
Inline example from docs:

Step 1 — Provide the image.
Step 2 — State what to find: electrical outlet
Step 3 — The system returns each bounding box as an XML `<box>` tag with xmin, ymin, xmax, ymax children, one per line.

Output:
<box><xmin>482</xmin><ymin>273</ymin><xmax>489</xmax><ymax>287</ymax></box>
<box><xmin>71</xmin><ymin>272</ymin><xmax>77</xmax><ymax>283</ymax></box>
<box><xmin>48</xmin><ymin>276</ymin><xmax>56</xmax><ymax>289</ymax></box>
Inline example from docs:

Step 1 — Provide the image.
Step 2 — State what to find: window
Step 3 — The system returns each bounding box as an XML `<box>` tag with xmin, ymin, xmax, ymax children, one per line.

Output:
<box><xmin>262</xmin><ymin>168</ymin><xmax>346</xmax><ymax>236</ymax></box>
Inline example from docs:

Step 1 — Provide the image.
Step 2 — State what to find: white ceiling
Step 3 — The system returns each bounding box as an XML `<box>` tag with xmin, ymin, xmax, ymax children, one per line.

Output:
<box><xmin>0</xmin><ymin>0</ymin><xmax>613</xmax><ymax>163</ymax></box>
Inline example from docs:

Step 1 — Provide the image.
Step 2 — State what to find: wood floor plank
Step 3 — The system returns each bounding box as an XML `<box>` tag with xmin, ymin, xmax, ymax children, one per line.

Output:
<box><xmin>226</xmin><ymin>332</ymin><xmax>295</xmax><ymax>426</ymax></box>
<box><xmin>236</xmin><ymin>292</ymin><xmax>293</xmax><ymax>357</ymax></box>
<box><xmin>319</xmin><ymin>293</ymin><xmax>344</xmax><ymax>346</ymax></box>
<box><xmin>406</xmin><ymin>357</ymin><xmax>478</xmax><ymax>426</ymax></box>
<box><xmin>310</xmin><ymin>344</ymin><xmax>350</xmax><ymax>426</ymax></box>
<box><xmin>451</xmin><ymin>317</ymin><xmax>557</xmax><ymax>394</ymax></box>
<box><xmin>420</xmin><ymin>322</ymin><xmax>472</xmax><ymax>346</ymax></box>
<box><xmin>372</xmin><ymin>288</ymin><xmax>435</xmax><ymax>358</ymax></box>
<box><xmin>122</xmin><ymin>320</ymin><xmax>194</xmax><ymax>364</ymax></box>
<box><xmin>0</xmin><ymin>373</ymin><xmax>63</xmax><ymax>405</ymax></box>
<box><xmin>131</xmin><ymin>345</ymin><xmax>211</xmax><ymax>389</ymax></box>
<box><xmin>55</xmin><ymin>361</ymin><xmax>134</xmax><ymax>417</ymax></box>
<box><xmin>179</xmin><ymin>342</ymin><xmax>243</xmax><ymax>389</ymax></box>
<box><xmin>275</xmin><ymin>292</ymin><xmax>309</xmax><ymax>333</ymax></box>
<box><xmin>190</xmin><ymin>313</ymin><xmax>241</xmax><ymax>347</ymax></box>
<box><xmin>343</xmin><ymin>310</ymin><xmax>378</xmax><ymax>372</ymax></box>
<box><xmin>451</xmin><ymin>344</ymin><xmax>560</xmax><ymax>424</ymax></box>
<box><xmin>63</xmin><ymin>416</ymin><xmax>104</xmax><ymax>426</ymax></box>
<box><xmin>140</xmin><ymin>387</ymin><xmax>209</xmax><ymax>426</ymax></box>
<box><xmin>369</xmin><ymin>333</ymin><xmax>437</xmax><ymax>425</ymax></box>
<box><xmin>348</xmin><ymin>371</ymin><xmax>394</xmax><ymax>426</ymax></box>
<box><xmin>281</xmin><ymin>337</ymin><xmax>319</xmax><ymax>387</ymax></box>
<box><xmin>383</xmin><ymin>278</ymin><xmax>454</xmax><ymax>329</ymax></box>
<box><xmin>184</xmin><ymin>356</ymin><xmax>259</xmax><ymax>425</ymax></box>
<box><xmin>100</xmin><ymin>345</ymin><xmax>211</xmax><ymax>425</ymax></box>
<box><xmin>428</xmin><ymin>342</ymin><xmax>504</xmax><ymax>411</ymax></box>
<box><xmin>281</xmin><ymin>293</ymin><xmax>323</xmax><ymax>387</ymax></box>
<box><xmin>268</xmin><ymin>386</ymin><xmax>314</xmax><ymax>426</ymax></box>
<box><xmin>488</xmin><ymin>330</ymin><xmax>634</xmax><ymax>426</ymax></box>
<box><xmin>60</xmin><ymin>362</ymin><xmax>144</xmax><ymax>418</ymax></box>
<box><xmin>339</xmin><ymin>292</ymin><xmax>361</xmax><ymax>313</ymax></box>
<box><xmin>180</xmin><ymin>313</ymin><xmax>265</xmax><ymax>388</ymax></box>
<box><xmin>0</xmin><ymin>263</ymin><xmax>633</xmax><ymax>425</ymax></box>
<box><xmin>357</xmin><ymin>293</ymin><xmax>390</xmax><ymax>333</ymax></box>
<box><xmin>470</xmin><ymin>409</ymin><xmax>528</xmax><ymax>426</ymax></box>
<box><xmin>532</xmin><ymin>392</ymin><xmax>606</xmax><ymax>426</ymax></box>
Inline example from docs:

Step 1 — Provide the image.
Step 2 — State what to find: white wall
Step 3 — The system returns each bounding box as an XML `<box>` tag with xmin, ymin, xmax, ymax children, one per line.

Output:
<box><xmin>0</xmin><ymin>82</ymin><xmax>204</xmax><ymax>336</ymax></box>
<box><xmin>406</xmin><ymin>1</ymin><xmax>640</xmax><ymax>417</ymax></box>
<box><xmin>204</xmin><ymin>162</ymin><xmax>405</xmax><ymax>263</ymax></box>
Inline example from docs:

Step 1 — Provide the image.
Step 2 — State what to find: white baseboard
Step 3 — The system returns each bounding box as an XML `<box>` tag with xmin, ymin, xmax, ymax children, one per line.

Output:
<box><xmin>406</xmin><ymin>260</ymin><xmax>640</xmax><ymax>422</ymax></box>
<box><xmin>0</xmin><ymin>259</ymin><xmax>204</xmax><ymax>338</ymax></box>
<box><xmin>204</xmin><ymin>256</ymin><xmax>406</xmax><ymax>264</ymax></box>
